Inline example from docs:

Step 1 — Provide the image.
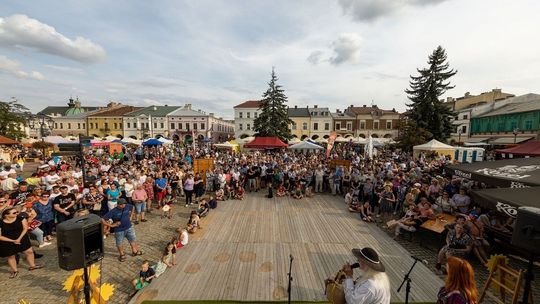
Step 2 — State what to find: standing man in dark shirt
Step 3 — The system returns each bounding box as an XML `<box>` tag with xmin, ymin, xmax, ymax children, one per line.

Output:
<box><xmin>102</xmin><ymin>199</ymin><xmax>142</xmax><ymax>262</ymax></box>
<box><xmin>9</xmin><ymin>182</ymin><xmax>31</xmax><ymax>206</ymax></box>
<box><xmin>247</xmin><ymin>166</ymin><xmax>257</xmax><ymax>192</ymax></box>
<box><xmin>53</xmin><ymin>186</ymin><xmax>76</xmax><ymax>223</ymax></box>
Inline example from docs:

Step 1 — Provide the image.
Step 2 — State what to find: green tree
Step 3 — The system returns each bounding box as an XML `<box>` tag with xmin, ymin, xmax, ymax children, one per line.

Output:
<box><xmin>0</xmin><ymin>98</ymin><xmax>30</xmax><ymax>140</ymax></box>
<box><xmin>405</xmin><ymin>46</ymin><xmax>457</xmax><ymax>141</ymax></box>
<box><xmin>395</xmin><ymin>120</ymin><xmax>432</xmax><ymax>152</ymax></box>
<box><xmin>253</xmin><ymin>68</ymin><xmax>293</xmax><ymax>141</ymax></box>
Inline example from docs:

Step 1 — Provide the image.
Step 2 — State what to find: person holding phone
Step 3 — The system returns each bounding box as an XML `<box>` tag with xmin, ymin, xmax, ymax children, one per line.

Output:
<box><xmin>102</xmin><ymin>199</ymin><xmax>142</xmax><ymax>262</ymax></box>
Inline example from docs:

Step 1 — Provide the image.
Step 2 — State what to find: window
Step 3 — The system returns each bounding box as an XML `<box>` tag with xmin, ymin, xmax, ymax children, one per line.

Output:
<box><xmin>247</xmin><ymin>123</ymin><xmax>251</xmax><ymax>130</ymax></box>
<box><xmin>82</xmin><ymin>123</ymin><xmax>85</xmax><ymax>129</ymax></box>
<box><xmin>153</xmin><ymin>123</ymin><xmax>157</xmax><ymax>129</ymax></box>
<box><xmin>239</xmin><ymin>123</ymin><xmax>243</xmax><ymax>130</ymax></box>
<box><xmin>133</xmin><ymin>122</ymin><xmax>137</xmax><ymax>128</ymax></box>
<box><xmin>239</xmin><ymin>112</ymin><xmax>243</xmax><ymax>118</ymax></box>
<box><xmin>179</xmin><ymin>123</ymin><xmax>182</xmax><ymax>130</ymax></box>
<box><xmin>335</xmin><ymin>123</ymin><xmax>341</xmax><ymax>130</ymax></box>
<box><xmin>303</xmin><ymin>122</ymin><xmax>307</xmax><ymax>130</ymax></box>
<box><xmin>127</xmin><ymin>122</ymin><xmax>131</xmax><ymax>129</ymax></box>
<box><xmin>510</xmin><ymin>121</ymin><xmax>517</xmax><ymax>130</ymax></box>
<box><xmin>346</xmin><ymin>122</ymin><xmax>352</xmax><ymax>131</ymax></box>
<box><xmin>325</xmin><ymin>123</ymin><xmax>329</xmax><ymax>131</ymax></box>
<box><xmin>60</xmin><ymin>123</ymin><xmax>63</xmax><ymax>129</ymax></box>
<box><xmin>114</xmin><ymin>123</ymin><xmax>118</xmax><ymax>129</ymax></box>
<box><xmin>171</xmin><ymin>123</ymin><xmax>175</xmax><ymax>129</ymax></box>
<box><xmin>374</xmin><ymin>121</ymin><xmax>379</xmax><ymax>130</ymax></box>
<box><xmin>55</xmin><ymin>123</ymin><xmax>58</xmax><ymax>129</ymax></box>
<box><xmin>386</xmin><ymin>121</ymin><xmax>392</xmax><ymax>129</ymax></box>
<box><xmin>461</xmin><ymin>126</ymin><xmax>467</xmax><ymax>133</ymax></box>
<box><xmin>186</xmin><ymin>123</ymin><xmax>190</xmax><ymax>131</ymax></box>
<box><xmin>201</xmin><ymin>123</ymin><xmax>205</xmax><ymax>130</ymax></box>
<box><xmin>525</xmin><ymin>120</ymin><xmax>533</xmax><ymax>130</ymax></box>
<box><xmin>194</xmin><ymin>123</ymin><xmax>197</xmax><ymax>130</ymax></box>
<box><xmin>247</xmin><ymin>112</ymin><xmax>250</xmax><ymax>118</ymax></box>
<box><xmin>360</xmin><ymin>121</ymin><xmax>366</xmax><ymax>129</ymax></box>
<box><xmin>77</xmin><ymin>123</ymin><xmax>81</xmax><ymax>129</ymax></box>
<box><xmin>160</xmin><ymin>123</ymin><xmax>164</xmax><ymax>129</ymax></box>
<box><xmin>254</xmin><ymin>112</ymin><xmax>258</xmax><ymax>118</ymax></box>
<box><xmin>313</xmin><ymin>123</ymin><xmax>318</xmax><ymax>130</ymax></box>
<box><xmin>104</xmin><ymin>122</ymin><xmax>108</xmax><ymax>129</ymax></box>
<box><xmin>463</xmin><ymin>114</ymin><xmax>468</xmax><ymax>120</ymax></box>
<box><xmin>292</xmin><ymin>122</ymin><xmax>297</xmax><ymax>130</ymax></box>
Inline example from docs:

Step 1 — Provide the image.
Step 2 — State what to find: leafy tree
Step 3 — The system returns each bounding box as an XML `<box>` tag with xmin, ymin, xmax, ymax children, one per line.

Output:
<box><xmin>395</xmin><ymin>120</ymin><xmax>432</xmax><ymax>152</ymax></box>
<box><xmin>405</xmin><ymin>46</ymin><xmax>457</xmax><ymax>141</ymax></box>
<box><xmin>0</xmin><ymin>98</ymin><xmax>30</xmax><ymax>140</ymax></box>
<box><xmin>253</xmin><ymin>68</ymin><xmax>293</xmax><ymax>141</ymax></box>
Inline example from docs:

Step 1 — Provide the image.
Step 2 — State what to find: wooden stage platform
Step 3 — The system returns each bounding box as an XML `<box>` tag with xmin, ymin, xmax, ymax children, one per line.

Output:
<box><xmin>130</xmin><ymin>194</ymin><xmax>442</xmax><ymax>303</ymax></box>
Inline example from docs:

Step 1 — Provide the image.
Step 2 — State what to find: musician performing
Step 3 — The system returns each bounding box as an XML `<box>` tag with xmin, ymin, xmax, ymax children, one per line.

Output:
<box><xmin>325</xmin><ymin>247</ymin><xmax>391</xmax><ymax>304</ymax></box>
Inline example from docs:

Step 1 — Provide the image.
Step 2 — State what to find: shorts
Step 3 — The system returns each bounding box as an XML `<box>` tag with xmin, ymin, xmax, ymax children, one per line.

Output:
<box><xmin>108</xmin><ymin>200</ymin><xmax>117</xmax><ymax>211</ymax></box>
<box><xmin>135</xmin><ymin>281</ymin><xmax>150</xmax><ymax>290</ymax></box>
<box><xmin>114</xmin><ymin>227</ymin><xmax>136</xmax><ymax>247</ymax></box>
<box><xmin>157</xmin><ymin>190</ymin><xmax>167</xmax><ymax>201</ymax></box>
<box><xmin>134</xmin><ymin>201</ymin><xmax>146</xmax><ymax>213</ymax></box>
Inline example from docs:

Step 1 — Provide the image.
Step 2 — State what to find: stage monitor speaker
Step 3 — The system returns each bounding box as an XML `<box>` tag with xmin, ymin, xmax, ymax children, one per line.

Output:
<box><xmin>511</xmin><ymin>206</ymin><xmax>540</xmax><ymax>255</ymax></box>
<box><xmin>57</xmin><ymin>214</ymin><xmax>104</xmax><ymax>271</ymax></box>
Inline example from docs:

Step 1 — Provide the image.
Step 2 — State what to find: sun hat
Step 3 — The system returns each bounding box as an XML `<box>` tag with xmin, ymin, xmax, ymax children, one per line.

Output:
<box><xmin>117</xmin><ymin>198</ymin><xmax>127</xmax><ymax>205</ymax></box>
<box><xmin>162</xmin><ymin>205</ymin><xmax>170</xmax><ymax>212</ymax></box>
<box><xmin>352</xmin><ymin>247</ymin><xmax>385</xmax><ymax>272</ymax></box>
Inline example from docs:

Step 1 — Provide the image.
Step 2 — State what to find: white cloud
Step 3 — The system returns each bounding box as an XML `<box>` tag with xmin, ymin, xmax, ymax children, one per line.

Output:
<box><xmin>307</xmin><ymin>50</ymin><xmax>324</xmax><ymax>65</ymax></box>
<box><xmin>330</xmin><ymin>33</ymin><xmax>362</xmax><ymax>65</ymax></box>
<box><xmin>0</xmin><ymin>55</ymin><xmax>44</xmax><ymax>80</ymax></box>
<box><xmin>0</xmin><ymin>14</ymin><xmax>106</xmax><ymax>63</ymax></box>
<box><xmin>338</xmin><ymin>0</ymin><xmax>449</xmax><ymax>22</ymax></box>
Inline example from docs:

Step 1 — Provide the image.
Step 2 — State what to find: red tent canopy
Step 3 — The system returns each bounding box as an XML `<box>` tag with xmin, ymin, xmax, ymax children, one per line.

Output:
<box><xmin>244</xmin><ymin>137</ymin><xmax>287</xmax><ymax>149</ymax></box>
<box><xmin>496</xmin><ymin>140</ymin><xmax>540</xmax><ymax>157</ymax></box>
<box><xmin>0</xmin><ymin>135</ymin><xmax>19</xmax><ymax>145</ymax></box>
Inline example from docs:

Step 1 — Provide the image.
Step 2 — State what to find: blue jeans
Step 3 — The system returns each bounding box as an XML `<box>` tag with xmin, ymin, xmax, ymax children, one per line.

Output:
<box><xmin>134</xmin><ymin>201</ymin><xmax>146</xmax><ymax>213</ymax></box>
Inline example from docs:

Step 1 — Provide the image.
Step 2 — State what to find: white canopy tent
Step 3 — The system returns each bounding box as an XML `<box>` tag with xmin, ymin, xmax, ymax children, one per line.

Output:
<box><xmin>288</xmin><ymin>137</ymin><xmax>301</xmax><ymax>144</ymax></box>
<box><xmin>413</xmin><ymin>139</ymin><xmax>456</xmax><ymax>160</ymax></box>
<box><xmin>214</xmin><ymin>142</ymin><xmax>239</xmax><ymax>149</ymax></box>
<box><xmin>157</xmin><ymin>137</ymin><xmax>174</xmax><ymax>145</ymax></box>
<box><xmin>288</xmin><ymin>141</ymin><xmax>324</xmax><ymax>152</ymax></box>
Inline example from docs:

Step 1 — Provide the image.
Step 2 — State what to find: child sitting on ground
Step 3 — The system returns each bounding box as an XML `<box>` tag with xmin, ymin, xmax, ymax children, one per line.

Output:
<box><xmin>276</xmin><ymin>184</ymin><xmax>287</xmax><ymax>197</ymax></box>
<box><xmin>235</xmin><ymin>185</ymin><xmax>245</xmax><ymax>200</ymax></box>
<box><xmin>292</xmin><ymin>185</ymin><xmax>304</xmax><ymax>199</ymax></box>
<box><xmin>197</xmin><ymin>199</ymin><xmax>210</xmax><ymax>217</ymax></box>
<box><xmin>215</xmin><ymin>188</ymin><xmax>225</xmax><ymax>201</ymax></box>
<box><xmin>174</xmin><ymin>227</ymin><xmax>189</xmax><ymax>249</ymax></box>
<box><xmin>359</xmin><ymin>201</ymin><xmax>374</xmax><ymax>222</ymax></box>
<box><xmin>187</xmin><ymin>211</ymin><xmax>201</xmax><ymax>233</ymax></box>
<box><xmin>132</xmin><ymin>260</ymin><xmax>155</xmax><ymax>290</ymax></box>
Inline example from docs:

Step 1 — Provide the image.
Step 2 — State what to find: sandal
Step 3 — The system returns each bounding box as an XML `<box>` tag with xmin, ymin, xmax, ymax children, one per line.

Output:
<box><xmin>118</xmin><ymin>255</ymin><xmax>127</xmax><ymax>262</ymax></box>
<box><xmin>9</xmin><ymin>271</ymin><xmax>19</xmax><ymax>278</ymax></box>
<box><xmin>131</xmin><ymin>250</ymin><xmax>143</xmax><ymax>257</ymax></box>
<box><xmin>29</xmin><ymin>265</ymin><xmax>43</xmax><ymax>271</ymax></box>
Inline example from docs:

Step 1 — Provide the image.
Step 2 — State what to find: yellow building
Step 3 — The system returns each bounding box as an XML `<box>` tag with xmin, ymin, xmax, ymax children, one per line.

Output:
<box><xmin>444</xmin><ymin>89</ymin><xmax>514</xmax><ymax>111</ymax></box>
<box><xmin>288</xmin><ymin>106</ymin><xmax>311</xmax><ymax>139</ymax></box>
<box><xmin>87</xmin><ymin>103</ymin><xmax>141</xmax><ymax>138</ymax></box>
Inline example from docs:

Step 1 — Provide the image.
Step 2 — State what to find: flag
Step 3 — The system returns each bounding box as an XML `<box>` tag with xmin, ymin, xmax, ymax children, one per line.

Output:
<box><xmin>326</xmin><ymin>132</ymin><xmax>337</xmax><ymax>157</ymax></box>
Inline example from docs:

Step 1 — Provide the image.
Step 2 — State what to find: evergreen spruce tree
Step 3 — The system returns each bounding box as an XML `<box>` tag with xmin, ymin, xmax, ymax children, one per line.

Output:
<box><xmin>405</xmin><ymin>46</ymin><xmax>457</xmax><ymax>141</ymax></box>
<box><xmin>253</xmin><ymin>68</ymin><xmax>293</xmax><ymax>141</ymax></box>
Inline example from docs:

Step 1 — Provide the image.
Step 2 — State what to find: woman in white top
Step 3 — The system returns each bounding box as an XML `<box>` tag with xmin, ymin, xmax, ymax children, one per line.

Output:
<box><xmin>124</xmin><ymin>178</ymin><xmax>135</xmax><ymax>204</ymax></box>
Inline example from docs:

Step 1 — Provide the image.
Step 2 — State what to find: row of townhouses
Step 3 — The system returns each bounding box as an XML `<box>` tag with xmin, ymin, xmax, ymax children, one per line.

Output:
<box><xmin>233</xmin><ymin>101</ymin><xmax>401</xmax><ymax>140</ymax></box>
<box><xmin>33</xmin><ymin>99</ymin><xmax>235</xmax><ymax>142</ymax></box>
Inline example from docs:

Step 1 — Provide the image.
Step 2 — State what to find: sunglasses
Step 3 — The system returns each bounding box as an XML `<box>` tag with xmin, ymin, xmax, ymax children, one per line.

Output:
<box><xmin>8</xmin><ymin>211</ymin><xmax>19</xmax><ymax>215</ymax></box>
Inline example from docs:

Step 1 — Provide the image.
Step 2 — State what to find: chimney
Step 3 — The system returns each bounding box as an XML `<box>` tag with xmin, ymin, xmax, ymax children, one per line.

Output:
<box><xmin>350</xmin><ymin>104</ymin><xmax>353</xmax><ymax>108</ymax></box>
<box><xmin>392</xmin><ymin>108</ymin><xmax>396</xmax><ymax>112</ymax></box>
<box><xmin>363</xmin><ymin>105</ymin><xmax>366</xmax><ymax>107</ymax></box>
<box><xmin>314</xmin><ymin>105</ymin><xmax>318</xmax><ymax>108</ymax></box>
<box><xmin>153</xmin><ymin>106</ymin><xmax>157</xmax><ymax>111</ymax></box>
<box><xmin>465</xmin><ymin>92</ymin><xmax>471</xmax><ymax>97</ymax></box>
<box><xmin>493</xmin><ymin>88</ymin><xmax>502</xmax><ymax>93</ymax></box>
<box><xmin>446</xmin><ymin>97</ymin><xmax>453</xmax><ymax>103</ymax></box>
<box><xmin>185</xmin><ymin>104</ymin><xmax>192</xmax><ymax>109</ymax></box>
<box><xmin>294</xmin><ymin>105</ymin><xmax>298</xmax><ymax>109</ymax></box>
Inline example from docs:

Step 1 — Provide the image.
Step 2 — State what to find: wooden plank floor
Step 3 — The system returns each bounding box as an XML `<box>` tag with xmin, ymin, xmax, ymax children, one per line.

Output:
<box><xmin>130</xmin><ymin>193</ymin><xmax>442</xmax><ymax>303</ymax></box>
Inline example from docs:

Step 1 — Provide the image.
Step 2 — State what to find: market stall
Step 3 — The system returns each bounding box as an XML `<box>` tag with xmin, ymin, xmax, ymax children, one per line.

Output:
<box><xmin>413</xmin><ymin>139</ymin><xmax>456</xmax><ymax>160</ymax></box>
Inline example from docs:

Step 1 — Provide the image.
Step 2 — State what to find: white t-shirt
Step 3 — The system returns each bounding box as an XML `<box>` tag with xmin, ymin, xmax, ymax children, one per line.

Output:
<box><xmin>343</xmin><ymin>274</ymin><xmax>391</xmax><ymax>304</ymax></box>
<box><xmin>45</xmin><ymin>174</ymin><xmax>60</xmax><ymax>190</ymax></box>
<box><xmin>181</xmin><ymin>230</ymin><xmax>189</xmax><ymax>246</ymax></box>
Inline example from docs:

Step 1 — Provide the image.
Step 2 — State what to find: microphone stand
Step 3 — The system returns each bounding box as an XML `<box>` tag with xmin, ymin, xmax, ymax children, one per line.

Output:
<box><xmin>287</xmin><ymin>254</ymin><xmax>294</xmax><ymax>304</ymax></box>
<box><xmin>397</xmin><ymin>259</ymin><xmax>418</xmax><ymax>304</ymax></box>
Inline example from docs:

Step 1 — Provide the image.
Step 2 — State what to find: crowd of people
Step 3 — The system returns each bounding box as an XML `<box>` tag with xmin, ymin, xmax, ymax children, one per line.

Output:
<box><xmin>0</xmin><ymin>141</ymin><xmax>509</xmax><ymax>302</ymax></box>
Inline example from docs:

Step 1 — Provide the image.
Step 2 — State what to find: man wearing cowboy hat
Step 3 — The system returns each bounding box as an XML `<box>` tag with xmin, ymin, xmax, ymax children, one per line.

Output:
<box><xmin>341</xmin><ymin>247</ymin><xmax>391</xmax><ymax>304</ymax></box>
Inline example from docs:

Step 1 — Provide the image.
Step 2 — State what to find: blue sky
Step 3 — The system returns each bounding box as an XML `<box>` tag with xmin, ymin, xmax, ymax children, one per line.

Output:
<box><xmin>1</xmin><ymin>0</ymin><xmax>539</xmax><ymax>119</ymax></box>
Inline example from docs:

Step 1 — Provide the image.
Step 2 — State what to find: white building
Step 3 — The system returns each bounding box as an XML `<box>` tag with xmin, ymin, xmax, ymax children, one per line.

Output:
<box><xmin>123</xmin><ymin>105</ymin><xmax>180</xmax><ymax>139</ymax></box>
<box><xmin>167</xmin><ymin>104</ymin><xmax>234</xmax><ymax>142</ymax></box>
<box><xmin>233</xmin><ymin>100</ymin><xmax>261</xmax><ymax>138</ymax></box>
<box><xmin>308</xmin><ymin>105</ymin><xmax>332</xmax><ymax>139</ymax></box>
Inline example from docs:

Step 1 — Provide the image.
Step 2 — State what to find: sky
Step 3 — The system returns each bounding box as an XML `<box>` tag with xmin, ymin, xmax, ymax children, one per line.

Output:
<box><xmin>1</xmin><ymin>0</ymin><xmax>539</xmax><ymax>119</ymax></box>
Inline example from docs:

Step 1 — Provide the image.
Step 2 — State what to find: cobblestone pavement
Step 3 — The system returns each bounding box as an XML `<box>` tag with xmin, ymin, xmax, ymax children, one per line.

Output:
<box><xmin>1</xmin><ymin>171</ymin><xmax>538</xmax><ymax>304</ymax></box>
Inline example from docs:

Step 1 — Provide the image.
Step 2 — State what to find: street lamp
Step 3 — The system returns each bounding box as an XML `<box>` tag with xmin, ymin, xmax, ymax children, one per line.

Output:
<box><xmin>27</xmin><ymin>113</ymin><xmax>55</xmax><ymax>159</ymax></box>
<box><xmin>513</xmin><ymin>128</ymin><xmax>520</xmax><ymax>144</ymax></box>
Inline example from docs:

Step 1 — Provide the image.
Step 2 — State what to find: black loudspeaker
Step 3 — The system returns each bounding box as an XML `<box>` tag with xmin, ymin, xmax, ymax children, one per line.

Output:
<box><xmin>511</xmin><ymin>206</ymin><xmax>540</xmax><ymax>255</ymax></box>
<box><xmin>57</xmin><ymin>214</ymin><xmax>104</xmax><ymax>271</ymax></box>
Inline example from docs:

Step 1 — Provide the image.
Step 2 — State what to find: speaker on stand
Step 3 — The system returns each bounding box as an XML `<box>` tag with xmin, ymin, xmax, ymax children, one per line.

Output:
<box><xmin>57</xmin><ymin>214</ymin><xmax>104</xmax><ymax>304</ymax></box>
<box><xmin>511</xmin><ymin>206</ymin><xmax>540</xmax><ymax>304</ymax></box>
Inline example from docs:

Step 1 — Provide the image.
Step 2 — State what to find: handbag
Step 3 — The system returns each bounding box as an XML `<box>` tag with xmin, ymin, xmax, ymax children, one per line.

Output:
<box><xmin>93</xmin><ymin>202</ymin><xmax>102</xmax><ymax>211</ymax></box>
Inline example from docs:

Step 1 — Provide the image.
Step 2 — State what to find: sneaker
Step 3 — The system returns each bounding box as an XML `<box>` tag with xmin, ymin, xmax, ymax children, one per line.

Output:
<box><xmin>141</xmin><ymin>219</ymin><xmax>148</xmax><ymax>222</ymax></box>
<box><xmin>39</xmin><ymin>242</ymin><xmax>52</xmax><ymax>248</ymax></box>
